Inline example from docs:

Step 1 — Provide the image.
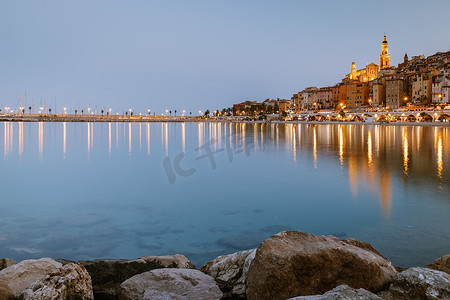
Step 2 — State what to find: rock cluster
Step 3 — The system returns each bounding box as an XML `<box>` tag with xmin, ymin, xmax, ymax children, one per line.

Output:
<box><xmin>0</xmin><ymin>231</ymin><xmax>448</xmax><ymax>300</ymax></box>
<box><xmin>61</xmin><ymin>254</ymin><xmax>195</xmax><ymax>298</ymax></box>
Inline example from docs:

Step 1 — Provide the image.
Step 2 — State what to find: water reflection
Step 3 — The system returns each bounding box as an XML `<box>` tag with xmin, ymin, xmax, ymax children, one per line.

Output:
<box><xmin>1</xmin><ymin>122</ymin><xmax>449</xmax><ymax>218</ymax></box>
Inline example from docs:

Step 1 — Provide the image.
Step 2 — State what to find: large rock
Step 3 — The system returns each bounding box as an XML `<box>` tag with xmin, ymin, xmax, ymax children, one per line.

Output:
<box><xmin>119</xmin><ymin>268</ymin><xmax>223</xmax><ymax>300</ymax></box>
<box><xmin>66</xmin><ymin>254</ymin><xmax>195</xmax><ymax>299</ymax></box>
<box><xmin>0</xmin><ymin>258</ymin><xmax>62</xmax><ymax>298</ymax></box>
<box><xmin>0</xmin><ymin>258</ymin><xmax>17</xmax><ymax>271</ymax></box>
<box><xmin>0</xmin><ymin>280</ymin><xmax>14</xmax><ymax>300</ymax></box>
<box><xmin>288</xmin><ymin>284</ymin><xmax>383</xmax><ymax>299</ymax></box>
<box><xmin>246</xmin><ymin>231</ymin><xmax>397</xmax><ymax>300</ymax></box>
<box><xmin>200</xmin><ymin>249</ymin><xmax>256</xmax><ymax>299</ymax></box>
<box><xmin>20</xmin><ymin>263</ymin><xmax>94</xmax><ymax>300</ymax></box>
<box><xmin>382</xmin><ymin>267</ymin><xmax>450</xmax><ymax>299</ymax></box>
<box><xmin>426</xmin><ymin>254</ymin><xmax>450</xmax><ymax>275</ymax></box>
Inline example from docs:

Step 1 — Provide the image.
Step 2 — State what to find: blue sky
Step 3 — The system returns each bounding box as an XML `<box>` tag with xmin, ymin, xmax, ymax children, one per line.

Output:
<box><xmin>1</xmin><ymin>0</ymin><xmax>449</xmax><ymax>115</ymax></box>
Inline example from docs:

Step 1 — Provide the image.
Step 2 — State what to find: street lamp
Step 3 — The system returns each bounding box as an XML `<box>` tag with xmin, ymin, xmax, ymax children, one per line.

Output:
<box><xmin>64</xmin><ymin>107</ymin><xmax>67</xmax><ymax>114</ymax></box>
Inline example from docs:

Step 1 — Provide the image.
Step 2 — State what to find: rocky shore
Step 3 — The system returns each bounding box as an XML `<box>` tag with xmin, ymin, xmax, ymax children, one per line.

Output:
<box><xmin>1</xmin><ymin>231</ymin><xmax>449</xmax><ymax>299</ymax></box>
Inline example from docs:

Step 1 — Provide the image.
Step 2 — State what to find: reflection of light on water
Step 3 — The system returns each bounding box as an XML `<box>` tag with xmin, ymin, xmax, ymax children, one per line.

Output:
<box><xmin>87</xmin><ymin>123</ymin><xmax>91</xmax><ymax>154</ymax></box>
<box><xmin>19</xmin><ymin>122</ymin><xmax>24</xmax><ymax>158</ymax></box>
<box><xmin>292</xmin><ymin>124</ymin><xmax>297</xmax><ymax>163</ymax></box>
<box><xmin>313</xmin><ymin>126</ymin><xmax>317</xmax><ymax>168</ymax></box>
<box><xmin>164</xmin><ymin>122</ymin><xmax>168</xmax><ymax>156</ymax></box>
<box><xmin>367</xmin><ymin>130</ymin><xmax>372</xmax><ymax>166</ymax></box>
<box><xmin>182</xmin><ymin>122</ymin><xmax>185</xmax><ymax>153</ymax></box>
<box><xmin>63</xmin><ymin>122</ymin><xmax>67</xmax><ymax>158</ymax></box>
<box><xmin>139</xmin><ymin>123</ymin><xmax>142</xmax><ymax>152</ymax></box>
<box><xmin>260</xmin><ymin>123</ymin><xmax>264</xmax><ymax>152</ymax></box>
<box><xmin>39</xmin><ymin>122</ymin><xmax>43</xmax><ymax>159</ymax></box>
<box><xmin>198</xmin><ymin>123</ymin><xmax>202</xmax><ymax>152</ymax></box>
<box><xmin>402</xmin><ymin>128</ymin><xmax>409</xmax><ymax>175</ymax></box>
<box><xmin>437</xmin><ymin>133</ymin><xmax>443</xmax><ymax>179</ymax></box>
<box><xmin>242</xmin><ymin>123</ymin><xmax>246</xmax><ymax>153</ymax></box>
<box><xmin>276</xmin><ymin>124</ymin><xmax>279</xmax><ymax>152</ymax></box>
<box><xmin>339</xmin><ymin>125</ymin><xmax>344</xmax><ymax>166</ymax></box>
<box><xmin>129</xmin><ymin>123</ymin><xmax>132</xmax><ymax>155</ymax></box>
<box><xmin>147</xmin><ymin>123</ymin><xmax>150</xmax><ymax>155</ymax></box>
<box><xmin>254</xmin><ymin>123</ymin><xmax>258</xmax><ymax>152</ymax></box>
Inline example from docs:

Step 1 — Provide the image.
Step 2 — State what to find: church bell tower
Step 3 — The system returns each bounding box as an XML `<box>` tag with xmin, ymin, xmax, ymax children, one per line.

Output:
<box><xmin>380</xmin><ymin>35</ymin><xmax>391</xmax><ymax>69</ymax></box>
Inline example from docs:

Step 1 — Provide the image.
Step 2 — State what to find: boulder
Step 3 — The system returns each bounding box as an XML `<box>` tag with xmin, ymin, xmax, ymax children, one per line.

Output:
<box><xmin>382</xmin><ymin>267</ymin><xmax>450</xmax><ymax>299</ymax></box>
<box><xmin>68</xmin><ymin>254</ymin><xmax>195</xmax><ymax>299</ymax></box>
<box><xmin>0</xmin><ymin>258</ymin><xmax>17</xmax><ymax>271</ymax></box>
<box><xmin>119</xmin><ymin>268</ymin><xmax>222</xmax><ymax>300</ymax></box>
<box><xmin>246</xmin><ymin>231</ymin><xmax>397</xmax><ymax>300</ymax></box>
<box><xmin>0</xmin><ymin>258</ymin><xmax>62</xmax><ymax>298</ymax></box>
<box><xmin>0</xmin><ymin>280</ymin><xmax>14</xmax><ymax>300</ymax></box>
<box><xmin>200</xmin><ymin>249</ymin><xmax>256</xmax><ymax>299</ymax></box>
<box><xmin>20</xmin><ymin>263</ymin><xmax>94</xmax><ymax>300</ymax></box>
<box><xmin>288</xmin><ymin>284</ymin><xmax>383</xmax><ymax>299</ymax></box>
<box><xmin>426</xmin><ymin>254</ymin><xmax>450</xmax><ymax>275</ymax></box>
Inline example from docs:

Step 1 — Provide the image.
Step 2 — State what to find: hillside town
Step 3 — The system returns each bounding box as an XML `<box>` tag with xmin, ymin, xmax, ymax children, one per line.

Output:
<box><xmin>232</xmin><ymin>36</ymin><xmax>450</xmax><ymax>120</ymax></box>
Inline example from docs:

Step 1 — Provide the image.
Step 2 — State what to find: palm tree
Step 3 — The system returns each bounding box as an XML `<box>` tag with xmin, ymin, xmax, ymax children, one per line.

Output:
<box><xmin>75</xmin><ymin>110</ymin><xmax>78</xmax><ymax>115</ymax></box>
<box><xmin>49</xmin><ymin>108</ymin><xmax>52</xmax><ymax>114</ymax></box>
<box><xmin>81</xmin><ymin>110</ymin><xmax>84</xmax><ymax>115</ymax></box>
<box><xmin>101</xmin><ymin>110</ymin><xmax>104</xmax><ymax>115</ymax></box>
<box><xmin>190</xmin><ymin>112</ymin><xmax>192</xmax><ymax>116</ymax></box>
<box><xmin>204</xmin><ymin>110</ymin><xmax>210</xmax><ymax>117</ymax></box>
<box><xmin>169</xmin><ymin>110</ymin><xmax>172</xmax><ymax>116</ymax></box>
<box><xmin>174</xmin><ymin>110</ymin><xmax>177</xmax><ymax>116</ymax></box>
<box><xmin>29</xmin><ymin>106</ymin><xmax>32</xmax><ymax>114</ymax></box>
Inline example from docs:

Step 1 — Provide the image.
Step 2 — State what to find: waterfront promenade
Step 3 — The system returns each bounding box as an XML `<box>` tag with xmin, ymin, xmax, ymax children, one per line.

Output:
<box><xmin>2</xmin><ymin>109</ymin><xmax>450</xmax><ymax>126</ymax></box>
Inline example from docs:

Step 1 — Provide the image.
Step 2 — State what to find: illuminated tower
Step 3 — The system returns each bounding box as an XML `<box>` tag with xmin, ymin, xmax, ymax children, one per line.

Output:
<box><xmin>380</xmin><ymin>35</ymin><xmax>391</xmax><ymax>69</ymax></box>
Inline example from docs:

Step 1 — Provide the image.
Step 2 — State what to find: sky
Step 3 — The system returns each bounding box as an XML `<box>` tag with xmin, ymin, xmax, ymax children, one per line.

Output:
<box><xmin>1</xmin><ymin>0</ymin><xmax>450</xmax><ymax>115</ymax></box>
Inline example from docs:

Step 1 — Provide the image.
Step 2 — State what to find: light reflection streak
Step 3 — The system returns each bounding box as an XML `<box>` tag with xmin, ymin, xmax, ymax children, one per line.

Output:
<box><xmin>313</xmin><ymin>126</ymin><xmax>317</xmax><ymax>168</ymax></box>
<box><xmin>402</xmin><ymin>128</ymin><xmax>409</xmax><ymax>175</ymax></box>
<box><xmin>182</xmin><ymin>122</ymin><xmax>185</xmax><ymax>153</ymax></box>
<box><xmin>87</xmin><ymin>123</ymin><xmax>91</xmax><ymax>154</ymax></box>
<box><xmin>339</xmin><ymin>125</ymin><xmax>344</xmax><ymax>166</ymax></box>
<box><xmin>63</xmin><ymin>122</ymin><xmax>66</xmax><ymax>158</ymax></box>
<box><xmin>367</xmin><ymin>130</ymin><xmax>372</xmax><ymax>166</ymax></box>
<box><xmin>39</xmin><ymin>122</ymin><xmax>43</xmax><ymax>159</ymax></box>
<box><xmin>437</xmin><ymin>132</ymin><xmax>443</xmax><ymax>179</ymax></box>
<box><xmin>129</xmin><ymin>123</ymin><xmax>132</xmax><ymax>154</ymax></box>
<box><xmin>164</xmin><ymin>122</ymin><xmax>168</xmax><ymax>156</ymax></box>
<box><xmin>19</xmin><ymin>122</ymin><xmax>24</xmax><ymax>158</ymax></box>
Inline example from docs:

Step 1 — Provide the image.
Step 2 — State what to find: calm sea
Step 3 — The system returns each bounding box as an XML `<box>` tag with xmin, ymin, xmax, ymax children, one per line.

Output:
<box><xmin>0</xmin><ymin>121</ymin><xmax>449</xmax><ymax>267</ymax></box>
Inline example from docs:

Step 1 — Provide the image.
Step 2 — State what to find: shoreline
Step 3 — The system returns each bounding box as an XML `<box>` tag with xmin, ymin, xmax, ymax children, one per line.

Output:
<box><xmin>1</xmin><ymin>114</ymin><xmax>450</xmax><ymax>127</ymax></box>
<box><xmin>1</xmin><ymin>231</ymin><xmax>449</xmax><ymax>299</ymax></box>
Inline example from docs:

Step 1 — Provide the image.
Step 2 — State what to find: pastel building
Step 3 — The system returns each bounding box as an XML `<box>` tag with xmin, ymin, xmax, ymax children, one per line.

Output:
<box><xmin>346</xmin><ymin>82</ymin><xmax>369</xmax><ymax>109</ymax></box>
<box><xmin>385</xmin><ymin>75</ymin><xmax>407</xmax><ymax>108</ymax></box>
<box><xmin>432</xmin><ymin>68</ymin><xmax>450</xmax><ymax>104</ymax></box>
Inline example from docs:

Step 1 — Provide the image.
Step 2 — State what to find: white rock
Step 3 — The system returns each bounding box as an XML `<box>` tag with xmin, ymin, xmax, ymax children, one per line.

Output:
<box><xmin>0</xmin><ymin>258</ymin><xmax>62</xmax><ymax>298</ymax></box>
<box><xmin>21</xmin><ymin>263</ymin><xmax>94</xmax><ymax>300</ymax></box>
<box><xmin>119</xmin><ymin>268</ymin><xmax>222</xmax><ymax>300</ymax></box>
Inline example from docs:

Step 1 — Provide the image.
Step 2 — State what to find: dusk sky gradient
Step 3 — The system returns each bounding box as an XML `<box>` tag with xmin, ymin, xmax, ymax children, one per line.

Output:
<box><xmin>1</xmin><ymin>0</ymin><xmax>450</xmax><ymax>115</ymax></box>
